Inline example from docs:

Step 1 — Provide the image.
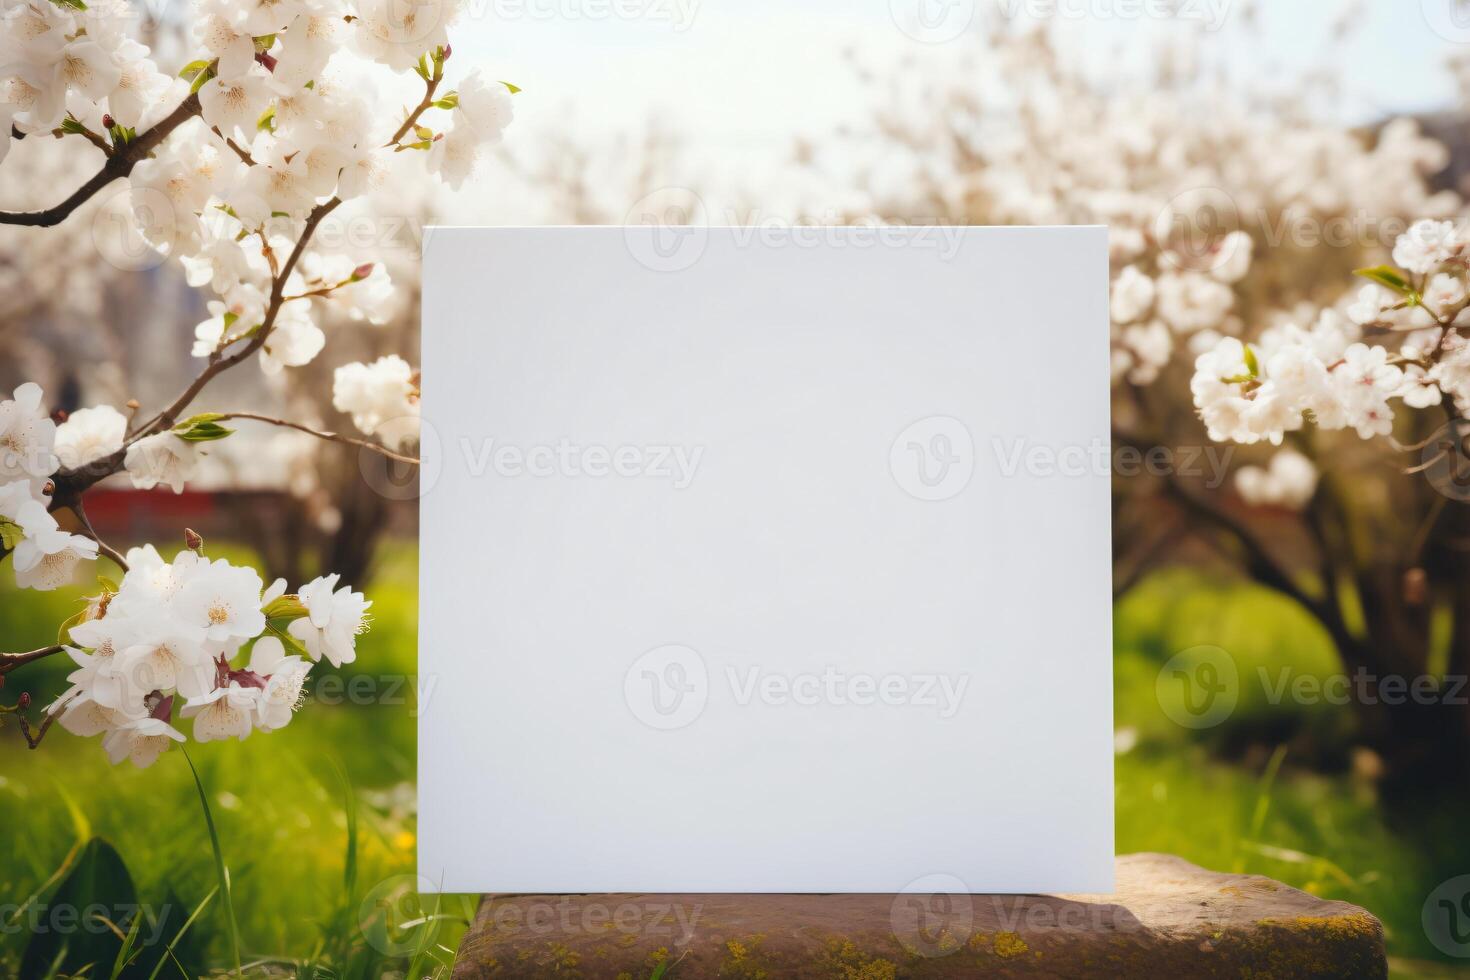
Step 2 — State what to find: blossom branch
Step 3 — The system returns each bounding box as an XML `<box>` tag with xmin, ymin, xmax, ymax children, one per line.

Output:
<box><xmin>212</xmin><ymin>412</ymin><xmax>420</xmax><ymax>464</ymax></box>
<box><xmin>0</xmin><ymin>646</ymin><xmax>64</xmax><ymax>676</ymax></box>
<box><xmin>50</xmin><ymin>196</ymin><xmax>345</xmax><ymax>507</ymax></box>
<box><xmin>0</xmin><ymin>93</ymin><xmax>202</xmax><ymax>228</ymax></box>
<box><xmin>12</xmin><ymin>692</ymin><xmax>74</xmax><ymax>749</ymax></box>
<box><xmin>390</xmin><ymin>81</ymin><xmax>443</xmax><ymax>147</ymax></box>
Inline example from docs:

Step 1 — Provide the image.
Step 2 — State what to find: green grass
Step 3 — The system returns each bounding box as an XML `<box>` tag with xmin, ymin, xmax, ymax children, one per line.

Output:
<box><xmin>0</xmin><ymin>542</ymin><xmax>475</xmax><ymax>978</ymax></box>
<box><xmin>0</xmin><ymin>551</ymin><xmax>1463</xmax><ymax>973</ymax></box>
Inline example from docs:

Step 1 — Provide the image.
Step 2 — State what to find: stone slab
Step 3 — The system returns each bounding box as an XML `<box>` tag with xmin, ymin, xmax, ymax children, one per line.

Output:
<box><xmin>452</xmin><ymin>852</ymin><xmax>1385</xmax><ymax>978</ymax></box>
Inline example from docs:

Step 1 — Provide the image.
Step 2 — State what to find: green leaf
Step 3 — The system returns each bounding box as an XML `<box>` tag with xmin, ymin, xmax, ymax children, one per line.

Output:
<box><xmin>58</xmin><ymin>604</ymin><xmax>90</xmax><ymax>645</ymax></box>
<box><xmin>178</xmin><ymin>59</ymin><xmax>211</xmax><ymax>81</ymax></box>
<box><xmin>263</xmin><ymin>594</ymin><xmax>308</xmax><ymax>620</ymax></box>
<box><xmin>0</xmin><ymin>515</ymin><xmax>23</xmax><ymax>551</ymax></box>
<box><xmin>1354</xmin><ymin>265</ymin><xmax>1417</xmax><ymax>300</ymax></box>
<box><xmin>98</xmin><ymin>576</ymin><xmax>120</xmax><ymax>594</ymax></box>
<box><xmin>267</xmin><ymin>621</ymin><xmax>311</xmax><ymax>658</ymax></box>
<box><xmin>48</xmin><ymin>0</ymin><xmax>87</xmax><ymax>9</ymax></box>
<box><xmin>59</xmin><ymin>115</ymin><xmax>89</xmax><ymax>135</ymax></box>
<box><xmin>172</xmin><ymin>419</ymin><xmax>235</xmax><ymax>443</ymax></box>
<box><xmin>501</xmin><ymin>80</ymin><xmax>521</xmax><ymax>94</ymax></box>
<box><xmin>257</xmin><ymin>104</ymin><xmax>275</xmax><ymax>132</ymax></box>
<box><xmin>253</xmin><ymin>33</ymin><xmax>276</xmax><ymax>51</ymax></box>
<box><xmin>189</xmin><ymin>64</ymin><xmax>216</xmax><ymax>94</ymax></box>
<box><xmin>1242</xmin><ymin>343</ymin><xmax>1260</xmax><ymax>379</ymax></box>
<box><xmin>432</xmin><ymin>91</ymin><xmax>458</xmax><ymax>109</ymax></box>
<box><xmin>20</xmin><ymin>838</ymin><xmax>137</xmax><ymax>980</ymax></box>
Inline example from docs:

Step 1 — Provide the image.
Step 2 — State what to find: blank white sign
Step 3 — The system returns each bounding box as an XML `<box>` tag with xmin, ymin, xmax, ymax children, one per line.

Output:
<box><xmin>419</xmin><ymin>226</ymin><xmax>1113</xmax><ymax>894</ymax></box>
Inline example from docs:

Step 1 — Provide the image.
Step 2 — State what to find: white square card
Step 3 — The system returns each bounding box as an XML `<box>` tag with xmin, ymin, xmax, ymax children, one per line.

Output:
<box><xmin>419</xmin><ymin>225</ymin><xmax>1113</xmax><ymax>893</ymax></box>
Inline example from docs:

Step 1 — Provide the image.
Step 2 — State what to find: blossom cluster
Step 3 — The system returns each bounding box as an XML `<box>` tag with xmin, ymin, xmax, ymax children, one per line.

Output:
<box><xmin>3</xmin><ymin>0</ymin><xmax>516</xmax><ymax>451</ymax></box>
<box><xmin>0</xmin><ymin>383</ymin><xmax>99</xmax><ymax>590</ymax></box>
<box><xmin>1190</xmin><ymin>220</ymin><xmax>1470</xmax><ymax>447</ymax></box>
<box><xmin>0</xmin><ymin>382</ymin><xmax>367</xmax><ymax>767</ymax></box>
<box><xmin>53</xmin><ymin>544</ymin><xmax>369</xmax><ymax>768</ymax></box>
<box><xmin>0</xmin><ymin>0</ymin><xmax>500</xmax><ymax>765</ymax></box>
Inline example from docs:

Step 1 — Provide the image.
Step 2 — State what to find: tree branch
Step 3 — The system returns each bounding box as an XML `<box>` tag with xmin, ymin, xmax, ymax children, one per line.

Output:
<box><xmin>16</xmin><ymin>691</ymin><xmax>74</xmax><ymax>749</ymax></box>
<box><xmin>215</xmin><ymin>412</ymin><xmax>420</xmax><ymax>464</ymax></box>
<box><xmin>50</xmin><ymin>196</ymin><xmax>345</xmax><ymax>507</ymax></box>
<box><xmin>0</xmin><ymin>93</ymin><xmax>202</xmax><ymax>227</ymax></box>
<box><xmin>0</xmin><ymin>646</ymin><xmax>64</xmax><ymax>676</ymax></box>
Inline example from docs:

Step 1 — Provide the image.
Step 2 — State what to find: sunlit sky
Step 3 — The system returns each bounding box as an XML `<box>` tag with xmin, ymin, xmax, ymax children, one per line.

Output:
<box><xmin>446</xmin><ymin>0</ymin><xmax>1466</xmax><ymax>216</ymax></box>
<box><xmin>463</xmin><ymin>0</ymin><xmax>1458</xmax><ymax>135</ymax></box>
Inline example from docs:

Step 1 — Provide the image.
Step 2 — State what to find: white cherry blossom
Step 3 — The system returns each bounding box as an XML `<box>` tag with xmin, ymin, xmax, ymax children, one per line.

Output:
<box><xmin>54</xmin><ymin>405</ymin><xmax>127</xmax><ymax>470</ymax></box>
<box><xmin>125</xmin><ymin>432</ymin><xmax>202</xmax><ymax>493</ymax></box>
<box><xmin>288</xmin><ymin>573</ymin><xmax>370</xmax><ymax>667</ymax></box>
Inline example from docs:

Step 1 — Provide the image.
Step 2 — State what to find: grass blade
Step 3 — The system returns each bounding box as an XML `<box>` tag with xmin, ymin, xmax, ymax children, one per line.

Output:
<box><xmin>146</xmin><ymin>886</ymin><xmax>218</xmax><ymax>980</ymax></box>
<box><xmin>182</xmin><ymin>749</ymin><xmax>242</xmax><ymax>975</ymax></box>
<box><xmin>109</xmin><ymin>912</ymin><xmax>143</xmax><ymax>979</ymax></box>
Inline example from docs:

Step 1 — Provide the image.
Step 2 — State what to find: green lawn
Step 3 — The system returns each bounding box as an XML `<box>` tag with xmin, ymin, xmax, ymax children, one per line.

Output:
<box><xmin>0</xmin><ymin>549</ymin><xmax>1460</xmax><ymax>975</ymax></box>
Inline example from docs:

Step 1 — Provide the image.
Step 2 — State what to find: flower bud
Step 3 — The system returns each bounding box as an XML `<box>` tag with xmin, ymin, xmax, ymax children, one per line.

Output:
<box><xmin>102</xmin><ymin>114</ymin><xmax>114</xmax><ymax>129</ymax></box>
<box><xmin>1403</xmin><ymin>567</ymin><xmax>1428</xmax><ymax>606</ymax></box>
<box><xmin>18</xmin><ymin>692</ymin><xmax>30</xmax><ymax>710</ymax></box>
<box><xmin>353</xmin><ymin>262</ymin><xmax>375</xmax><ymax>281</ymax></box>
<box><xmin>185</xmin><ymin>528</ymin><xmax>204</xmax><ymax>553</ymax></box>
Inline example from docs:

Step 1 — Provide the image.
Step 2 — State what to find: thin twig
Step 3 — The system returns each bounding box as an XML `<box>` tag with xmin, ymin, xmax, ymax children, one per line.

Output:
<box><xmin>18</xmin><ymin>691</ymin><xmax>75</xmax><ymax>749</ymax></box>
<box><xmin>216</xmin><ymin>412</ymin><xmax>420</xmax><ymax>464</ymax></box>
<box><xmin>0</xmin><ymin>93</ymin><xmax>202</xmax><ymax>227</ymax></box>
<box><xmin>50</xmin><ymin>196</ymin><xmax>345</xmax><ymax>506</ymax></box>
<box><xmin>70</xmin><ymin>500</ymin><xmax>130</xmax><ymax>573</ymax></box>
<box><xmin>0</xmin><ymin>646</ymin><xmax>64</xmax><ymax>676</ymax></box>
<box><xmin>214</xmin><ymin>127</ymin><xmax>256</xmax><ymax>165</ymax></box>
